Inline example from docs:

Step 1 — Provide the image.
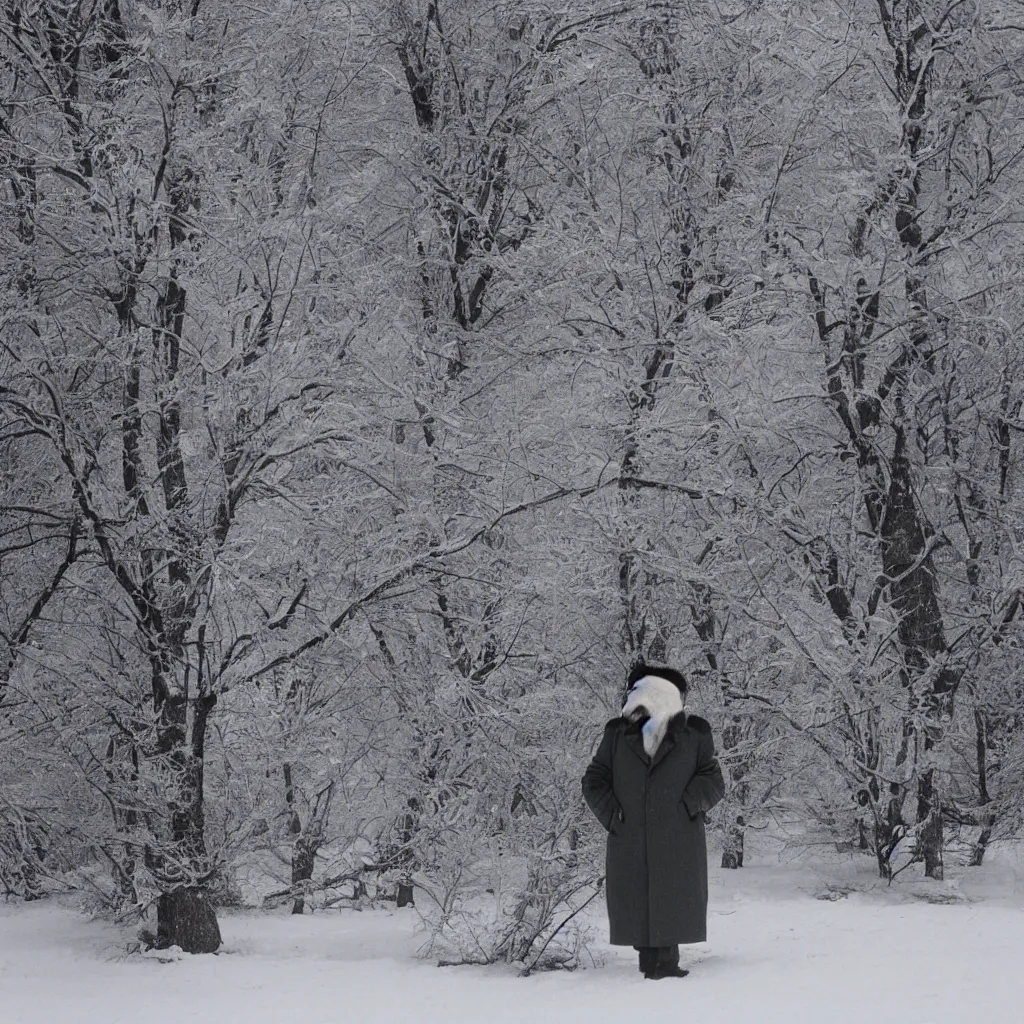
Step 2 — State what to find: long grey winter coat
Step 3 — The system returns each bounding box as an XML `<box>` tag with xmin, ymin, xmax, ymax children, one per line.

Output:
<box><xmin>582</xmin><ymin>712</ymin><xmax>726</xmax><ymax>946</ymax></box>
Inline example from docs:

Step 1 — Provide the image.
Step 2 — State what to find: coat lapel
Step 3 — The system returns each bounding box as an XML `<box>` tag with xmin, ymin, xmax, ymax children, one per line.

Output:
<box><xmin>649</xmin><ymin>727</ymin><xmax>678</xmax><ymax>769</ymax></box>
<box><xmin>622</xmin><ymin>728</ymin><xmax>649</xmax><ymax>765</ymax></box>
<box><xmin>622</xmin><ymin>716</ymin><xmax>683</xmax><ymax>769</ymax></box>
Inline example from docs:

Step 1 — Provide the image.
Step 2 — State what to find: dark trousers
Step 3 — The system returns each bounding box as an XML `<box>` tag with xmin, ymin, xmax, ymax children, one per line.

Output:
<box><xmin>634</xmin><ymin>945</ymin><xmax>679</xmax><ymax>973</ymax></box>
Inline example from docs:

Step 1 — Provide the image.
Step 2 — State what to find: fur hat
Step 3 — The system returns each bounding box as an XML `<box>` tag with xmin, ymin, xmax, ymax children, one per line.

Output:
<box><xmin>621</xmin><ymin>673</ymin><xmax>685</xmax><ymax>757</ymax></box>
<box><xmin>627</xmin><ymin>661</ymin><xmax>687</xmax><ymax>696</ymax></box>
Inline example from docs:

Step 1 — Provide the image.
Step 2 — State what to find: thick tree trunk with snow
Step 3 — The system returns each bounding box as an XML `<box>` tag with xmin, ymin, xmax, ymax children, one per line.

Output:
<box><xmin>148</xmin><ymin>683</ymin><xmax>219</xmax><ymax>952</ymax></box>
<box><xmin>290</xmin><ymin>837</ymin><xmax>317</xmax><ymax>916</ymax></box>
<box><xmin>155</xmin><ymin>890</ymin><xmax>222</xmax><ymax>954</ymax></box>
<box><xmin>882</xmin><ymin>434</ymin><xmax>956</xmax><ymax>879</ymax></box>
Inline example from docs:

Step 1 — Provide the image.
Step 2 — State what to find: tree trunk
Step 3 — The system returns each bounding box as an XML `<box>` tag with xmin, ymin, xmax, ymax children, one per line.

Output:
<box><xmin>721</xmin><ymin>815</ymin><xmax>745</xmax><ymax>869</ymax></box>
<box><xmin>969</xmin><ymin>708</ymin><xmax>995</xmax><ymax>867</ymax></box>
<box><xmin>718</xmin><ymin>710</ymin><xmax>745</xmax><ymax>870</ymax></box>
<box><xmin>291</xmin><ymin>835</ymin><xmax>317</xmax><ymax>915</ymax></box>
<box><xmin>155</xmin><ymin>889</ymin><xmax>222</xmax><ymax>953</ymax></box>
<box><xmin>282</xmin><ymin>762</ymin><xmax>307</xmax><ymax>914</ymax></box>
<box><xmin>396</xmin><ymin>800</ymin><xmax>416</xmax><ymax>907</ymax></box>
<box><xmin>396</xmin><ymin>881</ymin><xmax>415</xmax><ymax>908</ymax></box>
<box><xmin>874</xmin><ymin>790</ymin><xmax>906</xmax><ymax>880</ymax></box>
<box><xmin>969</xmin><ymin>821</ymin><xmax>994</xmax><ymax>867</ymax></box>
<box><xmin>916</xmin><ymin>769</ymin><xmax>943</xmax><ymax>880</ymax></box>
<box><xmin>147</xmin><ymin>687</ymin><xmax>220</xmax><ymax>947</ymax></box>
<box><xmin>814</xmin><ymin>10</ymin><xmax>959</xmax><ymax>883</ymax></box>
<box><xmin>882</xmin><ymin>434</ymin><xmax>956</xmax><ymax>879</ymax></box>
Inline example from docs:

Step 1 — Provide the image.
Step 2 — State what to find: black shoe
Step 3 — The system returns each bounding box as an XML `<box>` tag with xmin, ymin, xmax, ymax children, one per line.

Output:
<box><xmin>644</xmin><ymin>965</ymin><xmax>690</xmax><ymax>980</ymax></box>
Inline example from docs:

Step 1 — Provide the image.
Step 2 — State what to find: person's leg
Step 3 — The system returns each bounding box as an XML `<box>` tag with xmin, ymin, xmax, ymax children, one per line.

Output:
<box><xmin>635</xmin><ymin>946</ymin><xmax>658</xmax><ymax>974</ymax></box>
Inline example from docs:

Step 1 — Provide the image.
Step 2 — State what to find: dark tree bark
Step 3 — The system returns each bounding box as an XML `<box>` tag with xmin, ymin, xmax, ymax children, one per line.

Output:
<box><xmin>969</xmin><ymin>708</ymin><xmax>995</xmax><ymax>867</ymax></box>
<box><xmin>282</xmin><ymin>763</ymin><xmax>333</xmax><ymax>915</ymax></box>
<box><xmin>721</xmin><ymin>815</ymin><xmax>745</xmax><ymax>869</ymax></box>
<box><xmin>396</xmin><ymin>881</ymin><xmax>415</xmax><ymax>908</ymax></box>
<box><xmin>396</xmin><ymin>798</ymin><xmax>417</xmax><ymax>908</ymax></box>
<box><xmin>154</xmin><ymin>890</ymin><xmax>222</xmax><ymax>954</ymax></box>
<box><xmin>689</xmin><ymin>573</ymin><xmax>746</xmax><ymax>869</ymax></box>
<box><xmin>882</xmin><ymin>430</ymin><xmax>957</xmax><ymax>879</ymax></box>
<box><xmin>290</xmin><ymin>835</ymin><xmax>317</xmax><ymax>915</ymax></box>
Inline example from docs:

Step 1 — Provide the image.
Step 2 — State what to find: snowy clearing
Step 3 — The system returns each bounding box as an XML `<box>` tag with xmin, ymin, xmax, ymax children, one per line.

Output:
<box><xmin>4</xmin><ymin>859</ymin><xmax>1023</xmax><ymax>1024</ymax></box>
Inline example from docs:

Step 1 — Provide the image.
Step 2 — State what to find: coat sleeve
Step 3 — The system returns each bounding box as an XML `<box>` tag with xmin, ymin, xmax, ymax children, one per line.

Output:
<box><xmin>680</xmin><ymin>727</ymin><xmax>726</xmax><ymax>820</ymax></box>
<box><xmin>581</xmin><ymin>723</ymin><xmax>623</xmax><ymax>833</ymax></box>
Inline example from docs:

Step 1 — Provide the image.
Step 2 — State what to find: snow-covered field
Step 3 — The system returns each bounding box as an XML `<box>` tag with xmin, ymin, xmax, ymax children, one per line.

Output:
<box><xmin>3</xmin><ymin>857</ymin><xmax>1023</xmax><ymax>1024</ymax></box>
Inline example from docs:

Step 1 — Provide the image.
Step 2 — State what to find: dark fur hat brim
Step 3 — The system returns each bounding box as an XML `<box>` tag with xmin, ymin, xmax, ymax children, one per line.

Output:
<box><xmin>627</xmin><ymin>661</ymin><xmax>687</xmax><ymax>695</ymax></box>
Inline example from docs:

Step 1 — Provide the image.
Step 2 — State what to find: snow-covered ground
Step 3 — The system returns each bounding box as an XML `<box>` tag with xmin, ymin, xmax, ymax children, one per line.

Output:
<box><xmin>3</xmin><ymin>856</ymin><xmax>1023</xmax><ymax>1024</ymax></box>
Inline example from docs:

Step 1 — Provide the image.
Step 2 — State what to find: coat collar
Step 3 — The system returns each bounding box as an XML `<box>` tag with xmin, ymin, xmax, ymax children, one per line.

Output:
<box><xmin>621</xmin><ymin>712</ymin><xmax>687</xmax><ymax>768</ymax></box>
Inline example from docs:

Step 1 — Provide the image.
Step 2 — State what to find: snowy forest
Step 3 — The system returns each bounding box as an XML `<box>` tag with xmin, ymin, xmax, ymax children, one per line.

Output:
<box><xmin>3</xmin><ymin>0</ymin><xmax>1024</xmax><ymax>967</ymax></box>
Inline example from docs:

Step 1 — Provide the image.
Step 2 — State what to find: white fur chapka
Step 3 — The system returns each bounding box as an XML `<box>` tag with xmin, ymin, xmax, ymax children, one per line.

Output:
<box><xmin>621</xmin><ymin>674</ymin><xmax>685</xmax><ymax>758</ymax></box>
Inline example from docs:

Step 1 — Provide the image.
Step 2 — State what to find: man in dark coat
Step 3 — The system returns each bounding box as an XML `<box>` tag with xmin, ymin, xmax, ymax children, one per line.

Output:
<box><xmin>582</xmin><ymin>663</ymin><xmax>726</xmax><ymax>979</ymax></box>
